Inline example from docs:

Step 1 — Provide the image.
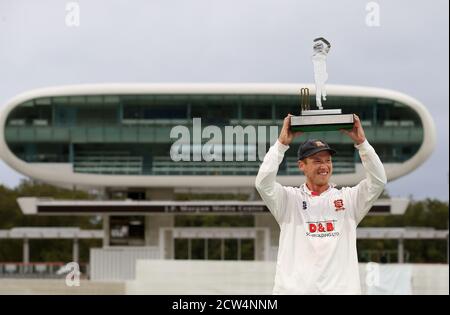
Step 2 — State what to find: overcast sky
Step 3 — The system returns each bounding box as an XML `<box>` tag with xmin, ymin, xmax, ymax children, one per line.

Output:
<box><xmin>0</xmin><ymin>0</ymin><xmax>448</xmax><ymax>200</ymax></box>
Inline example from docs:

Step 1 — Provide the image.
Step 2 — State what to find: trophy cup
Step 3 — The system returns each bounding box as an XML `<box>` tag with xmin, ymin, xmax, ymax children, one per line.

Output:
<box><xmin>290</xmin><ymin>37</ymin><xmax>354</xmax><ymax>132</ymax></box>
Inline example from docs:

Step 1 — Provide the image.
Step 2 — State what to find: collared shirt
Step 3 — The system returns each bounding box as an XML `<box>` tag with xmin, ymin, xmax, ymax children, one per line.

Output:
<box><xmin>255</xmin><ymin>139</ymin><xmax>387</xmax><ymax>295</ymax></box>
<box><xmin>301</xmin><ymin>182</ymin><xmax>336</xmax><ymax>197</ymax></box>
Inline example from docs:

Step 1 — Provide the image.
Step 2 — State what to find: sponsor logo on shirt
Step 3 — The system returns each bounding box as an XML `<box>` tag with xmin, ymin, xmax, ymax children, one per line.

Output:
<box><xmin>333</xmin><ymin>199</ymin><xmax>345</xmax><ymax>211</ymax></box>
<box><xmin>302</xmin><ymin>201</ymin><xmax>308</xmax><ymax>210</ymax></box>
<box><xmin>306</xmin><ymin>220</ymin><xmax>339</xmax><ymax>238</ymax></box>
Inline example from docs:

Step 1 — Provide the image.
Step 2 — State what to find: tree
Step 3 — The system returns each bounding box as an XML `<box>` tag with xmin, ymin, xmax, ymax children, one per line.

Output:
<box><xmin>0</xmin><ymin>180</ymin><xmax>100</xmax><ymax>262</ymax></box>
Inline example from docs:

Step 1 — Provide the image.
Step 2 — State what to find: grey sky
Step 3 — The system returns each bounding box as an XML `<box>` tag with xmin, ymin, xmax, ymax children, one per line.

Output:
<box><xmin>0</xmin><ymin>0</ymin><xmax>448</xmax><ymax>200</ymax></box>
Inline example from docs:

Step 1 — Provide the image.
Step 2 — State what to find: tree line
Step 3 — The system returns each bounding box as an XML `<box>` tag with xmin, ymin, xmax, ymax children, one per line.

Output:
<box><xmin>0</xmin><ymin>180</ymin><xmax>448</xmax><ymax>263</ymax></box>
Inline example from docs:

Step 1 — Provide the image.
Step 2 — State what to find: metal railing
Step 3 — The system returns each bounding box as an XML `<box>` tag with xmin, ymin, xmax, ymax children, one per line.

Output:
<box><xmin>74</xmin><ymin>151</ymin><xmax>144</xmax><ymax>175</ymax></box>
<box><xmin>0</xmin><ymin>262</ymin><xmax>89</xmax><ymax>279</ymax></box>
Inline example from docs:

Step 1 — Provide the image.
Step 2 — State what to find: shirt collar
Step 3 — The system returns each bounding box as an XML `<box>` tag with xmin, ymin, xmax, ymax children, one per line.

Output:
<box><xmin>301</xmin><ymin>182</ymin><xmax>336</xmax><ymax>197</ymax></box>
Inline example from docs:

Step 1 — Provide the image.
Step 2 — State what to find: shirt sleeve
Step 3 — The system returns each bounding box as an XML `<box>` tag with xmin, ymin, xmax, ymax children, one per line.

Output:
<box><xmin>255</xmin><ymin>140</ymin><xmax>290</xmax><ymax>224</ymax></box>
<box><xmin>346</xmin><ymin>139</ymin><xmax>387</xmax><ymax>225</ymax></box>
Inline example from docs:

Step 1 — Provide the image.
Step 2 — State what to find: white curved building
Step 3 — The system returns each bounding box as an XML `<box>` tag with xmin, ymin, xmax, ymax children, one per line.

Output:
<box><xmin>0</xmin><ymin>83</ymin><xmax>436</xmax><ymax>191</ymax></box>
<box><xmin>0</xmin><ymin>83</ymin><xmax>435</xmax><ymax>271</ymax></box>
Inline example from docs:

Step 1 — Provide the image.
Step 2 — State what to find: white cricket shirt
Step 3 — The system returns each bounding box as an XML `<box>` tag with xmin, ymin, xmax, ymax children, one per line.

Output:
<box><xmin>255</xmin><ymin>139</ymin><xmax>387</xmax><ymax>295</ymax></box>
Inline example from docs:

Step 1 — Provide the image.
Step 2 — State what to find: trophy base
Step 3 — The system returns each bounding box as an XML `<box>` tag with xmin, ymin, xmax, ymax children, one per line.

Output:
<box><xmin>290</xmin><ymin>111</ymin><xmax>354</xmax><ymax>132</ymax></box>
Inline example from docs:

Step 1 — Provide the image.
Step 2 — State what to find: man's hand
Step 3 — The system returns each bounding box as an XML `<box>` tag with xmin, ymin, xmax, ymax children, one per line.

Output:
<box><xmin>340</xmin><ymin>114</ymin><xmax>366</xmax><ymax>145</ymax></box>
<box><xmin>278</xmin><ymin>114</ymin><xmax>303</xmax><ymax>146</ymax></box>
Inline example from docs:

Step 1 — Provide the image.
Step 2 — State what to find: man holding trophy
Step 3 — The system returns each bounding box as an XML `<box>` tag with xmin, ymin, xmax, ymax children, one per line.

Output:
<box><xmin>255</xmin><ymin>38</ymin><xmax>387</xmax><ymax>294</ymax></box>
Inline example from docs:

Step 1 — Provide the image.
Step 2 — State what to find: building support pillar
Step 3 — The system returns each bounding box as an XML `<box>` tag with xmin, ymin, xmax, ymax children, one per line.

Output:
<box><xmin>103</xmin><ymin>215</ymin><xmax>110</xmax><ymax>248</ymax></box>
<box><xmin>73</xmin><ymin>238</ymin><xmax>79</xmax><ymax>263</ymax></box>
<box><xmin>23</xmin><ymin>238</ymin><xmax>29</xmax><ymax>264</ymax></box>
<box><xmin>398</xmin><ymin>238</ymin><xmax>404</xmax><ymax>263</ymax></box>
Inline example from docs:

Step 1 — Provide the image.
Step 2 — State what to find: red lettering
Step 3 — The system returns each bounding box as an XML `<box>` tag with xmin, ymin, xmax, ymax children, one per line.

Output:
<box><xmin>308</xmin><ymin>222</ymin><xmax>336</xmax><ymax>234</ymax></box>
<box><xmin>326</xmin><ymin>222</ymin><xmax>334</xmax><ymax>232</ymax></box>
<box><xmin>318</xmin><ymin>223</ymin><xmax>325</xmax><ymax>233</ymax></box>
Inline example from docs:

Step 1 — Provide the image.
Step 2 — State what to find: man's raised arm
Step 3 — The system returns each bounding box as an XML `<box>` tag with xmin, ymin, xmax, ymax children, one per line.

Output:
<box><xmin>341</xmin><ymin>115</ymin><xmax>387</xmax><ymax>224</ymax></box>
<box><xmin>255</xmin><ymin>115</ymin><xmax>302</xmax><ymax>224</ymax></box>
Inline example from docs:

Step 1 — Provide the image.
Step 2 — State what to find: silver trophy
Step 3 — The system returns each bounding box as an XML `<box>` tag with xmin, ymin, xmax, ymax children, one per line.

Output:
<box><xmin>290</xmin><ymin>37</ymin><xmax>354</xmax><ymax>132</ymax></box>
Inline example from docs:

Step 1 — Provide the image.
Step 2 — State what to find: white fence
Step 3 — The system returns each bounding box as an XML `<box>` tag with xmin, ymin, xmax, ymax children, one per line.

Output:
<box><xmin>90</xmin><ymin>247</ymin><xmax>160</xmax><ymax>281</ymax></box>
<box><xmin>127</xmin><ymin>260</ymin><xmax>275</xmax><ymax>295</ymax></box>
<box><xmin>359</xmin><ymin>263</ymin><xmax>449</xmax><ymax>295</ymax></box>
<box><xmin>127</xmin><ymin>260</ymin><xmax>449</xmax><ymax>295</ymax></box>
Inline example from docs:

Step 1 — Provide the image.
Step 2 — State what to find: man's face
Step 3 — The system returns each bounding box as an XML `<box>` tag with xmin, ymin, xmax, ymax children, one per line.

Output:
<box><xmin>298</xmin><ymin>151</ymin><xmax>333</xmax><ymax>186</ymax></box>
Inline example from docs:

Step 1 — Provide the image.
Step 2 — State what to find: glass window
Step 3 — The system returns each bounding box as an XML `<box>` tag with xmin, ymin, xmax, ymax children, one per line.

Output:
<box><xmin>9</xmin><ymin>143</ymin><xmax>69</xmax><ymax>163</ymax></box>
<box><xmin>123</xmin><ymin>105</ymin><xmax>141</xmax><ymax>119</ymax></box>
<box><xmin>190</xmin><ymin>95</ymin><xmax>238</xmax><ymax>124</ymax></box>
<box><xmin>191</xmin><ymin>239</ymin><xmax>206</xmax><ymax>260</ymax></box>
<box><xmin>242</xmin><ymin>104</ymin><xmax>272</xmax><ymax>119</ymax></box>
<box><xmin>207</xmin><ymin>239</ymin><xmax>222</xmax><ymax>260</ymax></box>
<box><xmin>54</xmin><ymin>105</ymin><xmax>76</xmax><ymax>126</ymax></box>
<box><xmin>53</xmin><ymin>97</ymin><xmax>69</xmax><ymax>104</ymax></box>
<box><xmin>69</xmin><ymin>96</ymin><xmax>85</xmax><ymax>105</ymax></box>
<box><xmin>35</xmin><ymin>98</ymin><xmax>51</xmax><ymax>105</ymax></box>
<box><xmin>274</xmin><ymin>95</ymin><xmax>299</xmax><ymax>119</ymax></box>
<box><xmin>77</xmin><ymin>106</ymin><xmax>117</xmax><ymax>125</ymax></box>
<box><xmin>240</xmin><ymin>239</ymin><xmax>255</xmax><ymax>260</ymax></box>
<box><xmin>122</xmin><ymin>95</ymin><xmax>187</xmax><ymax>119</ymax></box>
<box><xmin>224</xmin><ymin>239</ymin><xmax>238</xmax><ymax>260</ymax></box>
<box><xmin>103</xmin><ymin>95</ymin><xmax>119</xmax><ymax>104</ymax></box>
<box><xmin>86</xmin><ymin>96</ymin><xmax>103</xmax><ymax>104</ymax></box>
<box><xmin>335</xmin><ymin>97</ymin><xmax>374</xmax><ymax>121</ymax></box>
<box><xmin>142</xmin><ymin>105</ymin><xmax>186</xmax><ymax>119</ymax></box>
<box><xmin>377</xmin><ymin>101</ymin><xmax>421</xmax><ymax>125</ymax></box>
<box><xmin>7</xmin><ymin>102</ymin><xmax>52</xmax><ymax>126</ymax></box>
<box><xmin>241</xmin><ymin>95</ymin><xmax>273</xmax><ymax>119</ymax></box>
<box><xmin>175</xmin><ymin>239</ymin><xmax>189</xmax><ymax>259</ymax></box>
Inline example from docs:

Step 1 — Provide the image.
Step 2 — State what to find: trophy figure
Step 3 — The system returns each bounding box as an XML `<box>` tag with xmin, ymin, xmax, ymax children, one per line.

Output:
<box><xmin>290</xmin><ymin>37</ymin><xmax>354</xmax><ymax>132</ymax></box>
<box><xmin>312</xmin><ymin>37</ymin><xmax>330</xmax><ymax>110</ymax></box>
